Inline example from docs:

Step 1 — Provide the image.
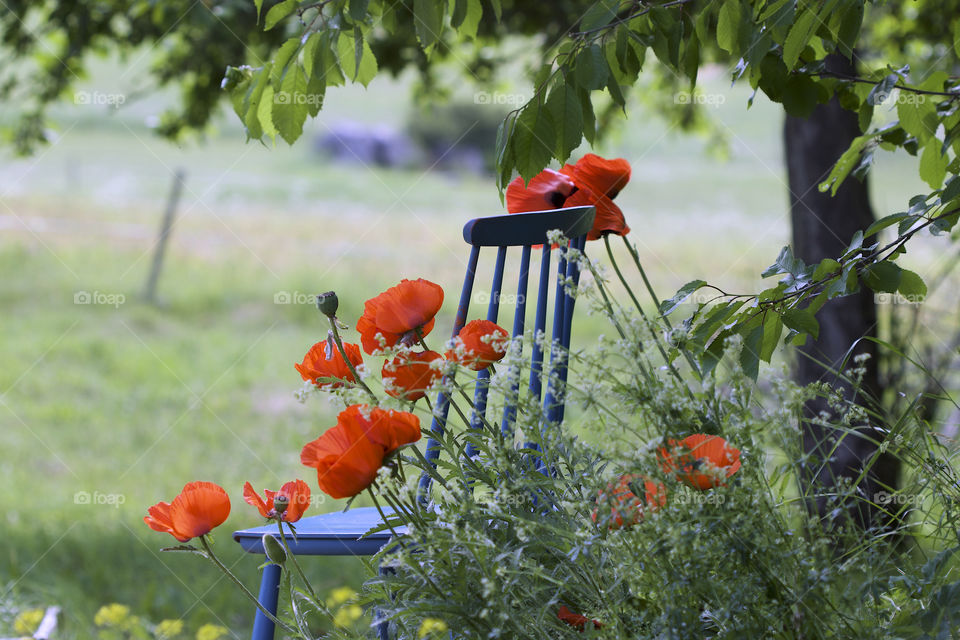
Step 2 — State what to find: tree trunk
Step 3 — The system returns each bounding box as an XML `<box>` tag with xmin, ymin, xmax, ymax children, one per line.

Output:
<box><xmin>783</xmin><ymin>54</ymin><xmax>899</xmax><ymax>532</ymax></box>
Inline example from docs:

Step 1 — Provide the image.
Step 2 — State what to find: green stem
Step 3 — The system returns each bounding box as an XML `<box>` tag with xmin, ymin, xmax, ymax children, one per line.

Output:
<box><xmin>604</xmin><ymin>236</ymin><xmax>694</xmax><ymax>391</ymax></box>
<box><xmin>621</xmin><ymin>235</ymin><xmax>671</xmax><ymax>329</ymax></box>
<box><xmin>275</xmin><ymin>521</ymin><xmax>322</xmax><ymax>607</ymax></box>
<box><xmin>328</xmin><ymin>317</ymin><xmax>378</xmax><ymax>403</ymax></box>
<box><xmin>198</xmin><ymin>536</ymin><xmax>296</xmax><ymax>634</ymax></box>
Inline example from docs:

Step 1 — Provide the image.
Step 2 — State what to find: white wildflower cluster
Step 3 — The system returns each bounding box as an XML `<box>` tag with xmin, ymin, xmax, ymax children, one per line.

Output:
<box><xmin>546</xmin><ymin>228</ymin><xmax>569</xmax><ymax>246</ymax></box>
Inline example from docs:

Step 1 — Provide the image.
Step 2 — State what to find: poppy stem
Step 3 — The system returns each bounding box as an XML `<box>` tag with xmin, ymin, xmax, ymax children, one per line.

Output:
<box><xmin>275</xmin><ymin>520</ymin><xmax>323</xmax><ymax>608</ymax></box>
<box><xmin>198</xmin><ymin>536</ymin><xmax>297</xmax><ymax>634</ymax></box>
<box><xmin>603</xmin><ymin>236</ymin><xmax>699</xmax><ymax>396</ymax></box>
<box><xmin>327</xmin><ymin>317</ymin><xmax>379</xmax><ymax>403</ymax></box>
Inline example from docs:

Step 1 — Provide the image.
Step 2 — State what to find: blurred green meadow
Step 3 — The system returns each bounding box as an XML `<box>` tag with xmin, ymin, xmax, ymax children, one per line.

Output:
<box><xmin>0</xmin><ymin>54</ymin><xmax>933</xmax><ymax>638</ymax></box>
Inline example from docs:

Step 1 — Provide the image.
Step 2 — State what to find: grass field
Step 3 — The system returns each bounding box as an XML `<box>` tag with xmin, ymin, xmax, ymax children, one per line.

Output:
<box><xmin>0</xmin><ymin>55</ymin><xmax>937</xmax><ymax>638</ymax></box>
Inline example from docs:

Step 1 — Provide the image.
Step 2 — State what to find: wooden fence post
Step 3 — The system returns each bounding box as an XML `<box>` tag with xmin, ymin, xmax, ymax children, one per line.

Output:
<box><xmin>144</xmin><ymin>169</ymin><xmax>186</xmax><ymax>304</ymax></box>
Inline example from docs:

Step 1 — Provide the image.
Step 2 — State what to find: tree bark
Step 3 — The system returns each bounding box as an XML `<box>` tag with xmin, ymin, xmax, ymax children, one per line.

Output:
<box><xmin>783</xmin><ymin>54</ymin><xmax>900</xmax><ymax>532</ymax></box>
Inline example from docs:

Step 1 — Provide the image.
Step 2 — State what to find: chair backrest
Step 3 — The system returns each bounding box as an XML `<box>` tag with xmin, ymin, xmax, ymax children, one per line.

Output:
<box><xmin>417</xmin><ymin>206</ymin><xmax>595</xmax><ymax>497</ymax></box>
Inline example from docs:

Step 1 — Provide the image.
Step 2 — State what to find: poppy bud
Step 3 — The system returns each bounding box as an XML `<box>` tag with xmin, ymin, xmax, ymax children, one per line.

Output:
<box><xmin>261</xmin><ymin>533</ymin><xmax>286</xmax><ymax>564</ymax></box>
<box><xmin>272</xmin><ymin>494</ymin><xmax>289</xmax><ymax>516</ymax></box>
<box><xmin>316</xmin><ymin>291</ymin><xmax>339</xmax><ymax>317</ymax></box>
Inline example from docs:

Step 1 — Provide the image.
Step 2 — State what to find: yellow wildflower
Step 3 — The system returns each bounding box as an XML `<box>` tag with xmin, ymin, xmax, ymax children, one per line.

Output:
<box><xmin>13</xmin><ymin>608</ymin><xmax>44</xmax><ymax>635</ymax></box>
<box><xmin>195</xmin><ymin>623</ymin><xmax>228</xmax><ymax>640</ymax></box>
<box><xmin>418</xmin><ymin>618</ymin><xmax>448</xmax><ymax>638</ymax></box>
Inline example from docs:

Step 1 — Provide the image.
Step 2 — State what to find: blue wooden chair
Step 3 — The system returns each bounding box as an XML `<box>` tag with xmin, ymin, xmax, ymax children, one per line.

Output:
<box><xmin>233</xmin><ymin>205</ymin><xmax>595</xmax><ymax>640</ymax></box>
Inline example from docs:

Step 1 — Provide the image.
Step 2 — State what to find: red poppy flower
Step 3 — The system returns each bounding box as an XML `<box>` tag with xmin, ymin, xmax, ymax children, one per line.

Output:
<box><xmin>506</xmin><ymin>154</ymin><xmax>632</xmax><ymax>241</ymax></box>
<box><xmin>591</xmin><ymin>474</ymin><xmax>666</xmax><ymax>529</ymax></box>
<box><xmin>446</xmin><ymin>319</ymin><xmax>509</xmax><ymax>371</ymax></box>
<box><xmin>242</xmin><ymin>479</ymin><xmax>311</xmax><ymax>523</ymax></box>
<box><xmin>295</xmin><ymin>340</ymin><xmax>363</xmax><ymax>388</ymax></box>
<box><xmin>300</xmin><ymin>405</ymin><xmax>421</xmax><ymax>499</ymax></box>
<box><xmin>356</xmin><ymin>279</ymin><xmax>444</xmax><ymax>355</ymax></box>
<box><xmin>505</xmin><ymin>169</ymin><xmax>577</xmax><ymax>213</ymax></box>
<box><xmin>563</xmin><ymin>153</ymin><xmax>631</xmax><ymax>200</ymax></box>
<box><xmin>557</xmin><ymin>605</ymin><xmax>602</xmax><ymax>631</ymax></box>
<box><xmin>382</xmin><ymin>350</ymin><xmax>443</xmax><ymax>401</ymax></box>
<box><xmin>300</xmin><ymin>417</ymin><xmax>385</xmax><ymax>499</ymax></box>
<box><xmin>337</xmin><ymin>404</ymin><xmax>421</xmax><ymax>455</ymax></box>
<box><xmin>658</xmin><ymin>434</ymin><xmax>741</xmax><ymax>490</ymax></box>
<box><xmin>144</xmin><ymin>481</ymin><xmax>231</xmax><ymax>542</ymax></box>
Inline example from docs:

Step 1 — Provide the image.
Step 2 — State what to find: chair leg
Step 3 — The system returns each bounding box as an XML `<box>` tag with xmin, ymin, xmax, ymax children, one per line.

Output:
<box><xmin>251</xmin><ymin>561</ymin><xmax>282</xmax><ymax>640</ymax></box>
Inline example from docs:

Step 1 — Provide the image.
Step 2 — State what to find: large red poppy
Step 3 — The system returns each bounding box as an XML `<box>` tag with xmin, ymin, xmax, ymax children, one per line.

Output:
<box><xmin>658</xmin><ymin>434</ymin><xmax>741</xmax><ymax>491</ymax></box>
<box><xmin>300</xmin><ymin>405</ymin><xmax>421</xmax><ymax>499</ymax></box>
<box><xmin>356</xmin><ymin>279</ymin><xmax>444</xmax><ymax>354</ymax></box>
<box><xmin>295</xmin><ymin>340</ymin><xmax>363</xmax><ymax>388</ymax></box>
<box><xmin>446</xmin><ymin>319</ymin><xmax>509</xmax><ymax>371</ymax></box>
<box><xmin>504</xmin><ymin>169</ymin><xmax>576</xmax><ymax>212</ymax></box>
<box><xmin>382</xmin><ymin>350</ymin><xmax>443</xmax><ymax>401</ymax></box>
<box><xmin>506</xmin><ymin>154</ymin><xmax>632</xmax><ymax>241</ymax></box>
<box><xmin>591</xmin><ymin>473</ymin><xmax>666</xmax><ymax>530</ymax></box>
<box><xmin>338</xmin><ymin>404</ymin><xmax>421</xmax><ymax>455</ymax></box>
<box><xmin>144</xmin><ymin>481</ymin><xmax>231</xmax><ymax>542</ymax></box>
<box><xmin>300</xmin><ymin>417</ymin><xmax>385</xmax><ymax>499</ymax></box>
<box><xmin>242</xmin><ymin>479</ymin><xmax>311</xmax><ymax>523</ymax></box>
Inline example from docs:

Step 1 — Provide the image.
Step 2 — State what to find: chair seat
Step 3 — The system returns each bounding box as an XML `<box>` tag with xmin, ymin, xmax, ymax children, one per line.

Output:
<box><xmin>233</xmin><ymin>507</ymin><xmax>404</xmax><ymax>557</ymax></box>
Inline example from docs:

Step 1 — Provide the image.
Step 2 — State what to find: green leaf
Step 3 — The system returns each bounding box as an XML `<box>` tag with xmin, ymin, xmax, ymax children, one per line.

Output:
<box><xmin>581</xmin><ymin>0</ymin><xmax>619</xmax><ymax>32</ymax></box>
<box><xmin>575</xmin><ymin>44</ymin><xmax>609</xmax><ymax>91</ymax></box>
<box><xmin>701</xmin><ymin>329</ymin><xmax>732</xmax><ymax>378</ymax></box>
<box><xmin>761</xmin><ymin>245</ymin><xmax>804</xmax><ymax>278</ymax></box>
<box><xmin>819</xmin><ymin>135</ymin><xmax>869</xmax><ymax>195</ymax></box>
<box><xmin>455</xmin><ymin>0</ymin><xmax>483</xmax><ymax>39</ymax></box>
<box><xmin>494</xmin><ymin>112</ymin><xmax>517</xmax><ymax>192</ymax></box>
<box><xmin>863</xmin><ymin>261</ymin><xmax>902</xmax><ymax>293</ymax></box>
<box><xmin>265</xmin><ymin>0</ymin><xmax>298</xmax><ymax>31</ymax></box>
<box><xmin>337</xmin><ymin>33</ymin><xmax>378</xmax><ymax>86</ymax></box>
<box><xmin>783</xmin><ymin>7</ymin><xmax>817</xmax><ymax>71</ymax></box>
<box><xmin>739</xmin><ymin>322</ymin><xmax>764</xmax><ymax>381</ymax></box>
<box><xmin>546</xmin><ymin>80</ymin><xmax>582</xmax><ymax>163</ymax></box>
<box><xmin>717</xmin><ymin>0</ymin><xmax>740</xmax><ymax>54</ymax></box>
<box><xmin>898</xmin><ymin>269</ymin><xmax>927</xmax><ymax>301</ymax></box>
<box><xmin>812</xmin><ymin>258</ymin><xmax>841</xmax><ymax>281</ymax></box>
<box><xmin>272</xmin><ymin>65</ymin><xmax>308</xmax><ymax>144</ymax></box>
<box><xmin>943</xmin><ymin>175</ymin><xmax>960</xmax><ymax>203</ymax></box>
<box><xmin>920</xmin><ymin>138</ymin><xmax>949</xmax><ymax>189</ymax></box>
<box><xmin>271</xmin><ymin>38</ymin><xmax>301</xmax><ymax>88</ymax></box>
<box><xmin>512</xmin><ymin>102</ymin><xmax>556</xmax><ymax>181</ymax></box>
<box><xmin>690</xmin><ymin>300</ymin><xmax>746</xmax><ymax>351</ymax></box>
<box><xmin>244</xmin><ymin>63</ymin><xmax>272</xmax><ymax>140</ymax></box>
<box><xmin>760</xmin><ymin>312</ymin><xmax>783</xmax><ymax>363</ymax></box>
<box><xmin>867</xmin><ymin>73</ymin><xmax>898</xmax><ymax>106</ymax></box>
<box><xmin>865</xmin><ymin>212</ymin><xmax>911</xmax><ymax>238</ymax></box>
<box><xmin>659</xmin><ymin>280</ymin><xmax>707</xmax><ymax>316</ymax></box>
<box><xmin>414</xmin><ymin>0</ymin><xmax>444</xmax><ymax>51</ymax></box>
<box><xmin>836</xmin><ymin>2</ymin><xmax>863</xmax><ymax>58</ymax></box>
<box><xmin>781</xmin><ymin>308</ymin><xmax>819</xmax><ymax>340</ymax></box>
<box><xmin>488</xmin><ymin>0</ymin><xmax>502</xmax><ymax>22</ymax></box>
<box><xmin>579</xmin><ymin>87</ymin><xmax>596</xmax><ymax>144</ymax></box>
<box><xmin>349</xmin><ymin>0</ymin><xmax>370</xmax><ymax>21</ymax></box>
<box><xmin>841</xmin><ymin>230</ymin><xmax>864</xmax><ymax>260</ymax></box>
<box><xmin>257</xmin><ymin>85</ymin><xmax>278</xmax><ymax>141</ymax></box>
<box><xmin>255</xmin><ymin>0</ymin><xmax>265</xmax><ymax>21</ymax></box>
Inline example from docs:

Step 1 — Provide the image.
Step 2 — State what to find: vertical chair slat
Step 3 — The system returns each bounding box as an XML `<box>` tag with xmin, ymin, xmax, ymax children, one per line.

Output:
<box><xmin>418</xmin><ymin>245</ymin><xmax>480</xmax><ymax>498</ymax></box>
<box><xmin>465</xmin><ymin>246</ymin><xmax>507</xmax><ymax>457</ymax></box>
<box><xmin>553</xmin><ymin>234</ymin><xmax>586</xmax><ymax>425</ymax></box>
<box><xmin>501</xmin><ymin>245</ymin><xmax>531</xmax><ymax>437</ymax></box>
<box><xmin>523</xmin><ymin>244</ymin><xmax>552</xmax><ymax>452</ymax></box>
<box><xmin>541</xmin><ymin>242</ymin><xmax>570</xmax><ymax>429</ymax></box>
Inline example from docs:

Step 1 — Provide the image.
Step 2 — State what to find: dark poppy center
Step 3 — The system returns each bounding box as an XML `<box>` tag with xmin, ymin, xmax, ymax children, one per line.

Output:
<box><xmin>548</xmin><ymin>189</ymin><xmax>569</xmax><ymax>208</ymax></box>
